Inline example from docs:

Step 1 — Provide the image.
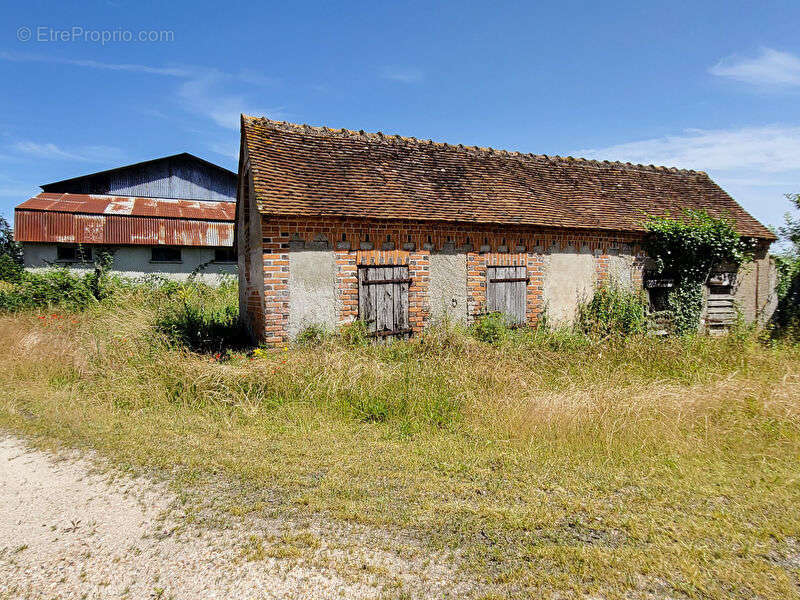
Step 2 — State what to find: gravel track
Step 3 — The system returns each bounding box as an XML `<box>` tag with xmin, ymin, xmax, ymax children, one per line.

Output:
<box><xmin>0</xmin><ymin>436</ymin><xmax>473</xmax><ymax>599</ymax></box>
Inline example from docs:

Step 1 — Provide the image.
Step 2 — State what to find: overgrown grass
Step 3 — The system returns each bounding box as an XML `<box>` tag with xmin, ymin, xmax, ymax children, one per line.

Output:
<box><xmin>1</xmin><ymin>285</ymin><xmax>799</xmax><ymax>598</ymax></box>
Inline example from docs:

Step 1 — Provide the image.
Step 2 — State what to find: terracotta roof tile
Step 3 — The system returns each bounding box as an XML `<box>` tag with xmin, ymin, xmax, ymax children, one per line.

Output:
<box><xmin>241</xmin><ymin>116</ymin><xmax>775</xmax><ymax>240</ymax></box>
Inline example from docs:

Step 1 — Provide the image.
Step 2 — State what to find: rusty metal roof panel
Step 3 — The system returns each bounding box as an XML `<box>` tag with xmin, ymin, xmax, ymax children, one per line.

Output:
<box><xmin>16</xmin><ymin>193</ymin><xmax>235</xmax><ymax>220</ymax></box>
<box><xmin>15</xmin><ymin>193</ymin><xmax>234</xmax><ymax>247</ymax></box>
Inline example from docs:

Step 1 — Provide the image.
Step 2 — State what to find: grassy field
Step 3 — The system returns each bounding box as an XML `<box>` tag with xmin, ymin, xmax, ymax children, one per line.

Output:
<box><xmin>1</xmin><ymin>283</ymin><xmax>799</xmax><ymax>599</ymax></box>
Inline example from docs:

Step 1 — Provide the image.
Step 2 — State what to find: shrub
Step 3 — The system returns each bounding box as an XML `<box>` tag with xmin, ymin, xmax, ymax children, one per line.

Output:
<box><xmin>296</xmin><ymin>324</ymin><xmax>329</xmax><ymax>346</ymax></box>
<box><xmin>338</xmin><ymin>320</ymin><xmax>371</xmax><ymax>347</ymax></box>
<box><xmin>0</xmin><ymin>268</ymin><xmax>99</xmax><ymax>312</ymax></box>
<box><xmin>577</xmin><ymin>282</ymin><xmax>648</xmax><ymax>337</ymax></box>
<box><xmin>154</xmin><ymin>279</ymin><xmax>247</xmax><ymax>352</ymax></box>
<box><xmin>470</xmin><ymin>312</ymin><xmax>512</xmax><ymax>344</ymax></box>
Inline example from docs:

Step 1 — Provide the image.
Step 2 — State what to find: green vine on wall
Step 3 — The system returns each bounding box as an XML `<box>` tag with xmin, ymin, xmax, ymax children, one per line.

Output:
<box><xmin>643</xmin><ymin>210</ymin><xmax>755</xmax><ymax>335</ymax></box>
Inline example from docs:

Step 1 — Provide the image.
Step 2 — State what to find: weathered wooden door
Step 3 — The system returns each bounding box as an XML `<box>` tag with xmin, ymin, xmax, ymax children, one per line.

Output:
<box><xmin>486</xmin><ymin>266</ymin><xmax>528</xmax><ymax>325</ymax></box>
<box><xmin>358</xmin><ymin>265</ymin><xmax>411</xmax><ymax>338</ymax></box>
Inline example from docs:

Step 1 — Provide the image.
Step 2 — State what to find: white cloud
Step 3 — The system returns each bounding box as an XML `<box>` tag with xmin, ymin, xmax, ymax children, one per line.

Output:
<box><xmin>208</xmin><ymin>140</ymin><xmax>239</xmax><ymax>162</ymax></box>
<box><xmin>0</xmin><ymin>51</ymin><xmax>190</xmax><ymax>77</ymax></box>
<box><xmin>0</xmin><ymin>52</ymin><xmax>282</xmax><ymax>129</ymax></box>
<box><xmin>380</xmin><ymin>67</ymin><xmax>424</xmax><ymax>84</ymax></box>
<box><xmin>175</xmin><ymin>72</ymin><xmax>288</xmax><ymax>129</ymax></box>
<box><xmin>710</xmin><ymin>48</ymin><xmax>800</xmax><ymax>87</ymax></box>
<box><xmin>575</xmin><ymin>125</ymin><xmax>800</xmax><ymax>231</ymax></box>
<box><xmin>12</xmin><ymin>141</ymin><xmax>124</xmax><ymax>163</ymax></box>
<box><xmin>574</xmin><ymin>125</ymin><xmax>800</xmax><ymax>174</ymax></box>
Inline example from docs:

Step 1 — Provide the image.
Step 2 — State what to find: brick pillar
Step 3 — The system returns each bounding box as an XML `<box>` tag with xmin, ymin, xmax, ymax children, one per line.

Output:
<box><xmin>595</xmin><ymin>248</ymin><xmax>610</xmax><ymax>283</ymax></box>
<box><xmin>467</xmin><ymin>251</ymin><xmax>486</xmax><ymax>322</ymax></box>
<box><xmin>261</xmin><ymin>224</ymin><xmax>290</xmax><ymax>345</ymax></box>
<box><xmin>408</xmin><ymin>250</ymin><xmax>430</xmax><ymax>333</ymax></box>
<box><xmin>335</xmin><ymin>250</ymin><xmax>358</xmax><ymax>324</ymax></box>
<box><xmin>527</xmin><ymin>251</ymin><xmax>544</xmax><ymax>325</ymax></box>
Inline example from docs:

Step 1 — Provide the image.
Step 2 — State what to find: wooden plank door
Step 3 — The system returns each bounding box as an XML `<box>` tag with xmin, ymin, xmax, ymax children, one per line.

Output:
<box><xmin>358</xmin><ymin>265</ymin><xmax>411</xmax><ymax>338</ymax></box>
<box><xmin>486</xmin><ymin>265</ymin><xmax>527</xmax><ymax>325</ymax></box>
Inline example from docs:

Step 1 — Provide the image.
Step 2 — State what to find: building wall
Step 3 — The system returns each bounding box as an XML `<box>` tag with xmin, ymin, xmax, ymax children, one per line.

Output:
<box><xmin>288</xmin><ymin>248</ymin><xmax>338</xmax><ymax>337</ymax></box>
<box><xmin>428</xmin><ymin>253</ymin><xmax>468</xmax><ymax>324</ymax></box>
<box><xmin>247</xmin><ymin>215</ymin><xmax>648</xmax><ymax>344</ymax></box>
<box><xmin>21</xmin><ymin>243</ymin><xmax>236</xmax><ymax>283</ymax></box>
<box><xmin>43</xmin><ymin>155</ymin><xmax>236</xmax><ymax>201</ymax></box>
<box><xmin>541</xmin><ymin>244</ymin><xmax>597</xmax><ymax>326</ymax></box>
<box><xmin>238</xmin><ymin>167</ymin><xmax>267</xmax><ymax>340</ymax></box>
<box><xmin>733</xmin><ymin>243</ymin><xmax>778</xmax><ymax>325</ymax></box>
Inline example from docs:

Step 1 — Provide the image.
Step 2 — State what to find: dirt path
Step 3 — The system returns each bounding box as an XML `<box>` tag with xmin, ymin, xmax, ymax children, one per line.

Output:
<box><xmin>0</xmin><ymin>435</ymin><xmax>470</xmax><ymax>600</ymax></box>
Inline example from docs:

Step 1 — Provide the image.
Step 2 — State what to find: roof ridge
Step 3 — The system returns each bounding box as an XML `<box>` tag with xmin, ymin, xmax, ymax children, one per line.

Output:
<box><xmin>242</xmin><ymin>114</ymin><xmax>703</xmax><ymax>175</ymax></box>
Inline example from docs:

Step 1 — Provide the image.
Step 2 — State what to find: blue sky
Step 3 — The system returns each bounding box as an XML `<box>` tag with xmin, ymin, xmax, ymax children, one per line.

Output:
<box><xmin>1</xmin><ymin>0</ymin><xmax>798</xmax><ymax>235</ymax></box>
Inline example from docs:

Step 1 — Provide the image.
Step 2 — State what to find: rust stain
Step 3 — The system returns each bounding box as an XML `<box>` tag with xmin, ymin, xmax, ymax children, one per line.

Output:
<box><xmin>15</xmin><ymin>193</ymin><xmax>234</xmax><ymax>247</ymax></box>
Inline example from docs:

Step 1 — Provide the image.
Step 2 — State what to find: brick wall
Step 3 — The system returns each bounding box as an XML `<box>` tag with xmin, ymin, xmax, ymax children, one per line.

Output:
<box><xmin>251</xmin><ymin>216</ymin><xmax>645</xmax><ymax>344</ymax></box>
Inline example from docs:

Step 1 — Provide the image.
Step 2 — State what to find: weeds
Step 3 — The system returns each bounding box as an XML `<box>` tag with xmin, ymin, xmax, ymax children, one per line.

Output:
<box><xmin>577</xmin><ymin>282</ymin><xmax>648</xmax><ymax>337</ymax></box>
<box><xmin>154</xmin><ymin>278</ymin><xmax>247</xmax><ymax>352</ymax></box>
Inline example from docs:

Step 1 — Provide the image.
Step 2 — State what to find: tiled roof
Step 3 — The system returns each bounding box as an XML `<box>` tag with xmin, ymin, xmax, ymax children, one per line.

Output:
<box><xmin>15</xmin><ymin>193</ymin><xmax>234</xmax><ymax>246</ymax></box>
<box><xmin>241</xmin><ymin>116</ymin><xmax>775</xmax><ymax>240</ymax></box>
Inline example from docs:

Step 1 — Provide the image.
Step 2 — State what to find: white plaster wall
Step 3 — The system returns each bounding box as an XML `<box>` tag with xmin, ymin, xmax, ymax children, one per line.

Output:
<box><xmin>428</xmin><ymin>253</ymin><xmax>468</xmax><ymax>324</ymax></box>
<box><xmin>605</xmin><ymin>247</ymin><xmax>635</xmax><ymax>291</ymax></box>
<box><xmin>288</xmin><ymin>249</ymin><xmax>337</xmax><ymax>338</ymax></box>
<box><xmin>21</xmin><ymin>243</ymin><xmax>236</xmax><ymax>284</ymax></box>
<box><xmin>542</xmin><ymin>245</ymin><xmax>596</xmax><ymax>326</ymax></box>
<box><xmin>733</xmin><ymin>254</ymin><xmax>778</xmax><ymax>325</ymax></box>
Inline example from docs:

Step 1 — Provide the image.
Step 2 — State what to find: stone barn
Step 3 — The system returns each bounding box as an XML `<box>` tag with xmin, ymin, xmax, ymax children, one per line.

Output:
<box><xmin>236</xmin><ymin>116</ymin><xmax>776</xmax><ymax>345</ymax></box>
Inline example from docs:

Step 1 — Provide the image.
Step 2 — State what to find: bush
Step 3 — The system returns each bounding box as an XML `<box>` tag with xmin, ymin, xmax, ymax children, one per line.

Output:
<box><xmin>154</xmin><ymin>279</ymin><xmax>247</xmax><ymax>352</ymax></box>
<box><xmin>578</xmin><ymin>282</ymin><xmax>648</xmax><ymax>338</ymax></box>
<box><xmin>338</xmin><ymin>320</ymin><xmax>371</xmax><ymax>347</ymax></box>
<box><xmin>0</xmin><ymin>268</ymin><xmax>100</xmax><ymax>312</ymax></box>
<box><xmin>470</xmin><ymin>312</ymin><xmax>512</xmax><ymax>344</ymax></box>
<box><xmin>296</xmin><ymin>324</ymin><xmax>330</xmax><ymax>346</ymax></box>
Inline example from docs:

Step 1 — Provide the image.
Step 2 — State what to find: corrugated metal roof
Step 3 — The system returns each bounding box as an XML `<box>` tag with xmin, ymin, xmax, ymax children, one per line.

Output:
<box><xmin>15</xmin><ymin>193</ymin><xmax>235</xmax><ymax>247</ymax></box>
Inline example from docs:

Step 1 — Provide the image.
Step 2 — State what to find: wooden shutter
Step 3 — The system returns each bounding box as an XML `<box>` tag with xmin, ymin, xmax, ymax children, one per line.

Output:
<box><xmin>486</xmin><ymin>266</ymin><xmax>527</xmax><ymax>325</ymax></box>
<box><xmin>706</xmin><ymin>287</ymin><xmax>737</xmax><ymax>334</ymax></box>
<box><xmin>358</xmin><ymin>265</ymin><xmax>411</xmax><ymax>338</ymax></box>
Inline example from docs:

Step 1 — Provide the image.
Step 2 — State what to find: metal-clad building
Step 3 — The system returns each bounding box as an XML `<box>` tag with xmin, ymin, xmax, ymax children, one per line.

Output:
<box><xmin>15</xmin><ymin>153</ymin><xmax>239</xmax><ymax>282</ymax></box>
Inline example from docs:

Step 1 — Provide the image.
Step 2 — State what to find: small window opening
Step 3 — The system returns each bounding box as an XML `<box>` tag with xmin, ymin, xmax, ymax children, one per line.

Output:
<box><xmin>57</xmin><ymin>245</ymin><xmax>92</xmax><ymax>262</ymax></box>
<box><xmin>214</xmin><ymin>247</ymin><xmax>237</xmax><ymax>263</ymax></box>
<box><xmin>151</xmin><ymin>247</ymin><xmax>182</xmax><ymax>263</ymax></box>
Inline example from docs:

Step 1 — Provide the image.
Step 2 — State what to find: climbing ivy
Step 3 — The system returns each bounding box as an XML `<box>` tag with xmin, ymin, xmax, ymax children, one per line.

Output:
<box><xmin>643</xmin><ymin>210</ymin><xmax>755</xmax><ymax>335</ymax></box>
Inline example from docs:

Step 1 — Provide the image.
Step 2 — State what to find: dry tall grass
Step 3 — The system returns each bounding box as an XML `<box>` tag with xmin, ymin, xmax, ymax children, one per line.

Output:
<box><xmin>1</xmin><ymin>286</ymin><xmax>799</xmax><ymax>598</ymax></box>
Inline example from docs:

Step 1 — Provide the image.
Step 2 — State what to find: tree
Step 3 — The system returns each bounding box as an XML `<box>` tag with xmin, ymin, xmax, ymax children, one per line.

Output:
<box><xmin>0</xmin><ymin>216</ymin><xmax>22</xmax><ymax>265</ymax></box>
<box><xmin>778</xmin><ymin>193</ymin><xmax>800</xmax><ymax>255</ymax></box>
<box><xmin>772</xmin><ymin>194</ymin><xmax>800</xmax><ymax>337</ymax></box>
